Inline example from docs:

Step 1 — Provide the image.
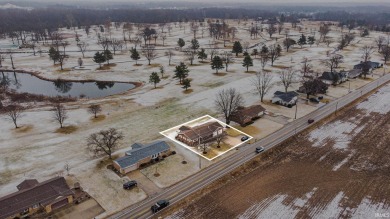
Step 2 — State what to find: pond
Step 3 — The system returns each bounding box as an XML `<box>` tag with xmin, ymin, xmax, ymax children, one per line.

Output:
<box><xmin>0</xmin><ymin>71</ymin><xmax>136</xmax><ymax>98</ymax></box>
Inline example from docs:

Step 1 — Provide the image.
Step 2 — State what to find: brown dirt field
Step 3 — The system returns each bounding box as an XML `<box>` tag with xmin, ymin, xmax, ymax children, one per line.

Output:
<box><xmin>159</xmin><ymin>88</ymin><xmax>390</xmax><ymax>219</ymax></box>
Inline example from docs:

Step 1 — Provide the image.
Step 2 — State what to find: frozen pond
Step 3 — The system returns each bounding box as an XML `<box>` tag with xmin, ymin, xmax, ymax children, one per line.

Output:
<box><xmin>0</xmin><ymin>71</ymin><xmax>136</xmax><ymax>98</ymax></box>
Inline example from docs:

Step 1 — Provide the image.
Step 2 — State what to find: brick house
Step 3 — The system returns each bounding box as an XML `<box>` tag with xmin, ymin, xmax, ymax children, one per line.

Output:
<box><xmin>229</xmin><ymin>105</ymin><xmax>266</xmax><ymax>126</ymax></box>
<box><xmin>0</xmin><ymin>177</ymin><xmax>74</xmax><ymax>219</ymax></box>
<box><xmin>176</xmin><ymin>121</ymin><xmax>224</xmax><ymax>146</ymax></box>
<box><xmin>113</xmin><ymin>141</ymin><xmax>171</xmax><ymax>174</ymax></box>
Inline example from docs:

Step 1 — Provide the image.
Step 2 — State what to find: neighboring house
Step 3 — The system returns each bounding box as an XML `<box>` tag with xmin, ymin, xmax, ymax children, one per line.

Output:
<box><xmin>353</xmin><ymin>61</ymin><xmax>382</xmax><ymax>70</ymax></box>
<box><xmin>272</xmin><ymin>91</ymin><xmax>299</xmax><ymax>107</ymax></box>
<box><xmin>176</xmin><ymin>121</ymin><xmax>224</xmax><ymax>146</ymax></box>
<box><xmin>0</xmin><ymin>177</ymin><xmax>74</xmax><ymax>219</ymax></box>
<box><xmin>319</xmin><ymin>71</ymin><xmax>349</xmax><ymax>85</ymax></box>
<box><xmin>346</xmin><ymin>69</ymin><xmax>362</xmax><ymax>79</ymax></box>
<box><xmin>230</xmin><ymin>105</ymin><xmax>266</xmax><ymax>126</ymax></box>
<box><xmin>113</xmin><ymin>141</ymin><xmax>170</xmax><ymax>174</ymax></box>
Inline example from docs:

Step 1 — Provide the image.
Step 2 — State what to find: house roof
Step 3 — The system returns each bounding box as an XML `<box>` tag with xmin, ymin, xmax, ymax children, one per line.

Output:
<box><xmin>319</xmin><ymin>71</ymin><xmax>347</xmax><ymax>81</ymax></box>
<box><xmin>0</xmin><ymin>177</ymin><xmax>73</xmax><ymax>219</ymax></box>
<box><xmin>273</xmin><ymin>91</ymin><xmax>299</xmax><ymax>103</ymax></box>
<box><xmin>131</xmin><ymin>143</ymin><xmax>143</xmax><ymax>149</ymax></box>
<box><xmin>346</xmin><ymin>69</ymin><xmax>362</xmax><ymax>78</ymax></box>
<box><xmin>177</xmin><ymin>122</ymin><xmax>223</xmax><ymax>141</ymax></box>
<box><xmin>230</xmin><ymin>105</ymin><xmax>266</xmax><ymax>124</ymax></box>
<box><xmin>354</xmin><ymin>61</ymin><xmax>380</xmax><ymax>69</ymax></box>
<box><xmin>17</xmin><ymin>179</ymin><xmax>39</xmax><ymax>191</ymax></box>
<box><xmin>115</xmin><ymin>141</ymin><xmax>170</xmax><ymax>169</ymax></box>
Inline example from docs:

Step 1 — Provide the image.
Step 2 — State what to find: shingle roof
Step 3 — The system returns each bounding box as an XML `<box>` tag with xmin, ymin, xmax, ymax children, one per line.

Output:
<box><xmin>0</xmin><ymin>177</ymin><xmax>73</xmax><ymax>219</ymax></box>
<box><xmin>17</xmin><ymin>179</ymin><xmax>39</xmax><ymax>191</ymax></box>
<box><xmin>230</xmin><ymin>105</ymin><xmax>266</xmax><ymax>125</ymax></box>
<box><xmin>178</xmin><ymin>122</ymin><xmax>223</xmax><ymax>141</ymax></box>
<box><xmin>115</xmin><ymin>141</ymin><xmax>170</xmax><ymax>168</ymax></box>
<box><xmin>347</xmin><ymin>69</ymin><xmax>362</xmax><ymax>78</ymax></box>
<box><xmin>354</xmin><ymin>61</ymin><xmax>380</xmax><ymax>69</ymax></box>
<box><xmin>273</xmin><ymin>91</ymin><xmax>299</xmax><ymax>102</ymax></box>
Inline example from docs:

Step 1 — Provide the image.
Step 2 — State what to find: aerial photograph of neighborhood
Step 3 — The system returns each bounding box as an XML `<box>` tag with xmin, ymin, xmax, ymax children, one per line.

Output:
<box><xmin>0</xmin><ymin>0</ymin><xmax>389</xmax><ymax>218</ymax></box>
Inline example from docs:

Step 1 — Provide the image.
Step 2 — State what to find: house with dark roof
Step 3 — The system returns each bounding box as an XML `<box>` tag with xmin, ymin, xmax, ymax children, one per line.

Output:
<box><xmin>230</xmin><ymin>105</ymin><xmax>266</xmax><ymax>126</ymax></box>
<box><xmin>272</xmin><ymin>91</ymin><xmax>299</xmax><ymax>107</ymax></box>
<box><xmin>319</xmin><ymin>71</ymin><xmax>348</xmax><ymax>85</ymax></box>
<box><xmin>353</xmin><ymin>61</ymin><xmax>382</xmax><ymax>70</ymax></box>
<box><xmin>0</xmin><ymin>177</ymin><xmax>74</xmax><ymax>219</ymax></box>
<box><xmin>113</xmin><ymin>141</ymin><xmax>171</xmax><ymax>174</ymax></box>
<box><xmin>176</xmin><ymin>121</ymin><xmax>224</xmax><ymax>146</ymax></box>
<box><xmin>346</xmin><ymin>69</ymin><xmax>362</xmax><ymax>79</ymax></box>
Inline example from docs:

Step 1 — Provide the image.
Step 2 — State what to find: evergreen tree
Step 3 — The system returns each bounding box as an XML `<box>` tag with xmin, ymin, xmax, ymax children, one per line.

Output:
<box><xmin>182</xmin><ymin>78</ymin><xmax>191</xmax><ymax>91</ymax></box>
<box><xmin>308</xmin><ymin>36</ymin><xmax>315</xmax><ymax>47</ymax></box>
<box><xmin>242</xmin><ymin>54</ymin><xmax>253</xmax><ymax>72</ymax></box>
<box><xmin>232</xmin><ymin>41</ymin><xmax>243</xmax><ymax>56</ymax></box>
<box><xmin>103</xmin><ymin>49</ymin><xmax>113</xmax><ymax>64</ymax></box>
<box><xmin>198</xmin><ymin>48</ymin><xmax>207</xmax><ymax>61</ymax></box>
<box><xmin>252</xmin><ymin>49</ymin><xmax>259</xmax><ymax>58</ymax></box>
<box><xmin>49</xmin><ymin>46</ymin><xmax>60</xmax><ymax>64</ymax></box>
<box><xmin>177</xmin><ymin>38</ymin><xmax>185</xmax><ymax>50</ymax></box>
<box><xmin>261</xmin><ymin>45</ymin><xmax>269</xmax><ymax>55</ymax></box>
<box><xmin>211</xmin><ymin>55</ymin><xmax>224</xmax><ymax>74</ymax></box>
<box><xmin>173</xmin><ymin>62</ymin><xmax>189</xmax><ymax>84</ymax></box>
<box><xmin>190</xmin><ymin>38</ymin><xmax>199</xmax><ymax>51</ymax></box>
<box><xmin>298</xmin><ymin>34</ymin><xmax>307</xmax><ymax>48</ymax></box>
<box><xmin>93</xmin><ymin>52</ymin><xmax>106</xmax><ymax>68</ymax></box>
<box><xmin>130</xmin><ymin>47</ymin><xmax>140</xmax><ymax>64</ymax></box>
<box><xmin>149</xmin><ymin>72</ymin><xmax>161</xmax><ymax>88</ymax></box>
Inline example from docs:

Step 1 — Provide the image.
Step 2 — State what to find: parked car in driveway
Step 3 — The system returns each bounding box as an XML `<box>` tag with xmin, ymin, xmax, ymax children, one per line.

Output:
<box><xmin>309</xmin><ymin>97</ymin><xmax>320</xmax><ymax>103</ymax></box>
<box><xmin>308</xmin><ymin>119</ymin><xmax>315</xmax><ymax>124</ymax></box>
<box><xmin>241</xmin><ymin>136</ymin><xmax>250</xmax><ymax>141</ymax></box>
<box><xmin>256</xmin><ymin>147</ymin><xmax>265</xmax><ymax>153</ymax></box>
<box><xmin>123</xmin><ymin>180</ymin><xmax>137</xmax><ymax>190</ymax></box>
<box><xmin>151</xmin><ymin>200</ymin><xmax>169</xmax><ymax>213</ymax></box>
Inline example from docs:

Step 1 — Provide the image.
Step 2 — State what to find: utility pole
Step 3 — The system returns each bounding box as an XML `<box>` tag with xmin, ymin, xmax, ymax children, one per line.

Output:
<box><xmin>294</xmin><ymin>100</ymin><xmax>298</xmax><ymax>119</ymax></box>
<box><xmin>199</xmin><ymin>156</ymin><xmax>201</xmax><ymax>169</ymax></box>
<box><xmin>335</xmin><ymin>101</ymin><xmax>339</xmax><ymax>115</ymax></box>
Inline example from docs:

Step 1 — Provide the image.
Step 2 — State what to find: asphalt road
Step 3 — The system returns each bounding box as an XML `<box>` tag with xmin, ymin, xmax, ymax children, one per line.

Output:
<box><xmin>109</xmin><ymin>73</ymin><xmax>390</xmax><ymax>219</ymax></box>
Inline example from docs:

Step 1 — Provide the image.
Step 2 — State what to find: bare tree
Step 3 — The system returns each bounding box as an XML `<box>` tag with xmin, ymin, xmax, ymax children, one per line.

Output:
<box><xmin>5</xmin><ymin>104</ymin><xmax>23</xmax><ymax>129</ymax></box>
<box><xmin>251</xmin><ymin>71</ymin><xmax>274</xmax><ymax>102</ymax></box>
<box><xmin>88</xmin><ymin>104</ymin><xmax>102</xmax><ymax>118</ymax></box>
<box><xmin>52</xmin><ymin>103</ymin><xmax>68</xmax><ymax>128</ymax></box>
<box><xmin>260</xmin><ymin>55</ymin><xmax>269</xmax><ymax>70</ymax></box>
<box><xmin>210</xmin><ymin>46</ymin><xmax>219</xmax><ymax>61</ymax></box>
<box><xmin>110</xmin><ymin>39</ymin><xmax>124</xmax><ymax>55</ymax></box>
<box><xmin>184</xmin><ymin>48</ymin><xmax>197</xmax><ymax>65</ymax></box>
<box><xmin>58</xmin><ymin>54</ymin><xmax>66</xmax><ymax>70</ymax></box>
<box><xmin>215</xmin><ymin>132</ymin><xmax>227</xmax><ymax>148</ymax></box>
<box><xmin>267</xmin><ymin>23</ymin><xmax>277</xmax><ymax>38</ymax></box>
<box><xmin>301</xmin><ymin>57</ymin><xmax>313</xmax><ymax>77</ymax></box>
<box><xmin>60</xmin><ymin>41</ymin><xmax>69</xmax><ymax>56</ymax></box>
<box><xmin>222</xmin><ymin>51</ymin><xmax>233</xmax><ymax>72</ymax></box>
<box><xmin>77</xmin><ymin>41</ymin><xmax>88</xmax><ymax>58</ymax></box>
<box><xmin>64</xmin><ymin>162</ymin><xmax>70</xmax><ymax>176</ymax></box>
<box><xmin>319</xmin><ymin>23</ymin><xmax>331</xmax><ymax>42</ymax></box>
<box><xmin>215</xmin><ymin>88</ymin><xmax>244</xmax><ymax>125</ymax></box>
<box><xmin>87</xmin><ymin>128</ymin><xmax>123</xmax><ymax>159</ymax></box>
<box><xmin>243</xmin><ymin>41</ymin><xmax>250</xmax><ymax>52</ymax></box>
<box><xmin>361</xmin><ymin>45</ymin><xmax>374</xmax><ymax>63</ymax></box>
<box><xmin>380</xmin><ymin>45</ymin><xmax>390</xmax><ymax>64</ymax></box>
<box><xmin>165</xmin><ymin>49</ymin><xmax>174</xmax><ymax>65</ymax></box>
<box><xmin>161</xmin><ymin>34</ymin><xmax>167</xmax><ymax>46</ymax></box>
<box><xmin>279</xmin><ymin>67</ymin><xmax>297</xmax><ymax>93</ymax></box>
<box><xmin>375</xmin><ymin>36</ymin><xmax>386</xmax><ymax>52</ymax></box>
<box><xmin>323</xmin><ymin>54</ymin><xmax>344</xmax><ymax>72</ymax></box>
<box><xmin>269</xmin><ymin>44</ymin><xmax>282</xmax><ymax>66</ymax></box>
<box><xmin>142</xmin><ymin>45</ymin><xmax>157</xmax><ymax>65</ymax></box>
<box><xmin>277</xmin><ymin>22</ymin><xmax>284</xmax><ymax>35</ymax></box>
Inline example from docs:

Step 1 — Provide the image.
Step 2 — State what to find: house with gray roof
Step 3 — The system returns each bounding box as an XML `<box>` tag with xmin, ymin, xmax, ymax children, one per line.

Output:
<box><xmin>272</xmin><ymin>91</ymin><xmax>299</xmax><ymax>107</ymax></box>
<box><xmin>319</xmin><ymin>71</ymin><xmax>349</xmax><ymax>85</ymax></box>
<box><xmin>113</xmin><ymin>141</ymin><xmax>171</xmax><ymax>174</ymax></box>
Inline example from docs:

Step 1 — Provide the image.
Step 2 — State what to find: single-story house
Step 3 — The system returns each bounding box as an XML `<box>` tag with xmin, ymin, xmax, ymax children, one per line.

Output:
<box><xmin>319</xmin><ymin>71</ymin><xmax>348</xmax><ymax>85</ymax></box>
<box><xmin>176</xmin><ymin>121</ymin><xmax>224</xmax><ymax>146</ymax></box>
<box><xmin>0</xmin><ymin>177</ymin><xmax>74</xmax><ymax>219</ymax></box>
<box><xmin>353</xmin><ymin>61</ymin><xmax>382</xmax><ymax>70</ymax></box>
<box><xmin>346</xmin><ymin>69</ymin><xmax>362</xmax><ymax>79</ymax></box>
<box><xmin>230</xmin><ymin>105</ymin><xmax>266</xmax><ymax>126</ymax></box>
<box><xmin>272</xmin><ymin>91</ymin><xmax>299</xmax><ymax>107</ymax></box>
<box><xmin>113</xmin><ymin>141</ymin><xmax>171</xmax><ymax>174</ymax></box>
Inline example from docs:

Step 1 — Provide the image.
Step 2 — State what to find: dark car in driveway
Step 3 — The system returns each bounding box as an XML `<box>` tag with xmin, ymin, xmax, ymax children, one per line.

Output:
<box><xmin>151</xmin><ymin>200</ymin><xmax>169</xmax><ymax>213</ymax></box>
<box><xmin>123</xmin><ymin>180</ymin><xmax>137</xmax><ymax>190</ymax></box>
<box><xmin>309</xmin><ymin>97</ymin><xmax>320</xmax><ymax>103</ymax></box>
<box><xmin>308</xmin><ymin>119</ymin><xmax>315</xmax><ymax>124</ymax></box>
<box><xmin>255</xmin><ymin>147</ymin><xmax>265</xmax><ymax>153</ymax></box>
<box><xmin>241</xmin><ymin>136</ymin><xmax>250</xmax><ymax>141</ymax></box>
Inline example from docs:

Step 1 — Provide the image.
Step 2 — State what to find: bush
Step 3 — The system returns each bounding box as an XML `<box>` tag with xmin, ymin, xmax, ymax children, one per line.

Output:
<box><xmin>162</xmin><ymin>155</ymin><xmax>167</xmax><ymax>158</ymax></box>
<box><xmin>171</xmin><ymin>151</ymin><xmax>176</xmax><ymax>155</ymax></box>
